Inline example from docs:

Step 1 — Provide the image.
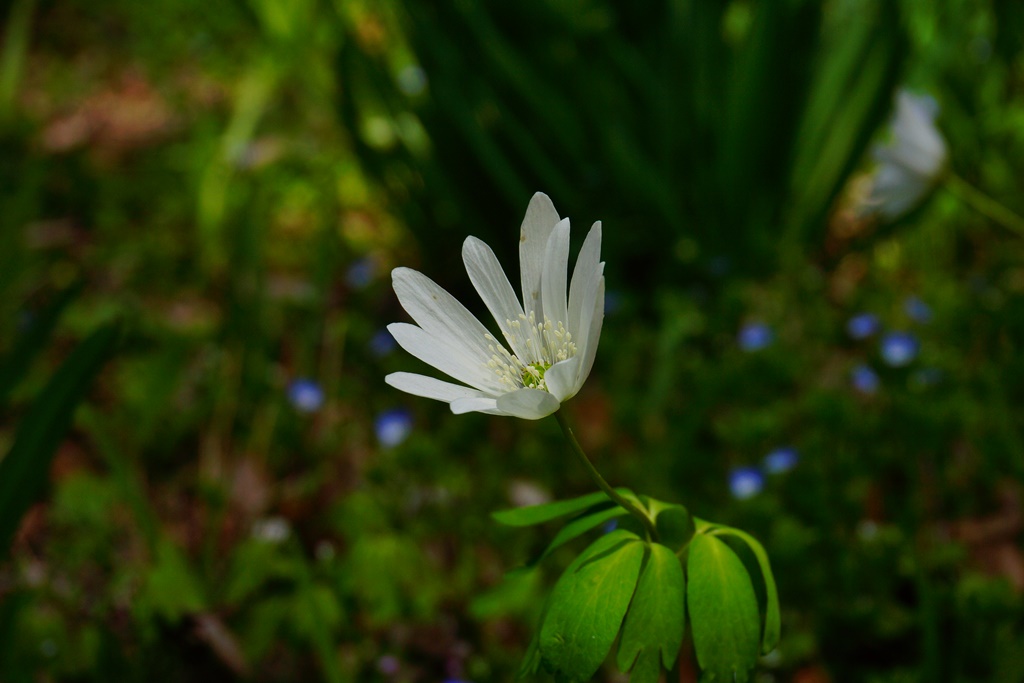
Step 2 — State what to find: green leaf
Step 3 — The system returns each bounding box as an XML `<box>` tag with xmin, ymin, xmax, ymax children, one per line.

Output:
<box><xmin>514</xmin><ymin>506</ymin><xmax>628</xmax><ymax>573</ymax></box>
<box><xmin>518</xmin><ymin>532</ymin><xmax>609</xmax><ymax>681</ymax></box>
<box><xmin>687</xmin><ymin>533</ymin><xmax>760</xmax><ymax>683</ymax></box>
<box><xmin>0</xmin><ymin>323</ymin><xmax>118</xmax><ymax>556</ymax></box>
<box><xmin>137</xmin><ymin>538</ymin><xmax>206</xmax><ymax>622</ymax></box>
<box><xmin>710</xmin><ymin>527</ymin><xmax>781</xmax><ymax>654</ymax></box>
<box><xmin>645</xmin><ymin>497</ymin><xmax>695</xmax><ymax>551</ymax></box>
<box><xmin>617</xmin><ymin>543</ymin><xmax>686</xmax><ymax>682</ymax></box>
<box><xmin>518</xmin><ymin>627</ymin><xmax>543</xmax><ymax>680</ymax></box>
<box><xmin>538</xmin><ymin>530</ymin><xmax>645</xmax><ymax>682</ymax></box>
<box><xmin>692</xmin><ymin>517</ymin><xmax>716</xmax><ymax>533</ymax></box>
<box><xmin>492</xmin><ymin>488</ymin><xmax>631</xmax><ymax>527</ymax></box>
<box><xmin>225</xmin><ymin>538</ymin><xmax>303</xmax><ymax>605</ymax></box>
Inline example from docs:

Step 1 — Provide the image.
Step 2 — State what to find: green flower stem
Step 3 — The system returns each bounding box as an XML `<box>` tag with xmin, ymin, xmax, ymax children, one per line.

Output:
<box><xmin>946</xmin><ymin>172</ymin><xmax>1024</xmax><ymax>237</ymax></box>
<box><xmin>554</xmin><ymin>411</ymin><xmax>659</xmax><ymax>542</ymax></box>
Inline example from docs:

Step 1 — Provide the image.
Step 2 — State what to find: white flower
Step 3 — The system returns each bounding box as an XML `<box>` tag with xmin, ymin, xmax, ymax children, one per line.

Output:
<box><xmin>385</xmin><ymin>193</ymin><xmax>605</xmax><ymax>420</ymax></box>
<box><xmin>866</xmin><ymin>90</ymin><xmax>948</xmax><ymax>220</ymax></box>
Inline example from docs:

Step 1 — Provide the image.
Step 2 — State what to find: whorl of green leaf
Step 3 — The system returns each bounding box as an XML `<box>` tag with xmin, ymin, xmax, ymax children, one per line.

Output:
<box><xmin>710</xmin><ymin>526</ymin><xmax>781</xmax><ymax>654</ymax></box>
<box><xmin>528</xmin><ymin>529</ymin><xmax>645</xmax><ymax>682</ymax></box>
<box><xmin>687</xmin><ymin>532</ymin><xmax>761</xmax><ymax>682</ymax></box>
<box><xmin>617</xmin><ymin>542</ymin><xmax>686</xmax><ymax>683</ymax></box>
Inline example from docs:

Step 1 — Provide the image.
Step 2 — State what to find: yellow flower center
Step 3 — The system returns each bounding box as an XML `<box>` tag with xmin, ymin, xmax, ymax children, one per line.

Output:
<box><xmin>521</xmin><ymin>361</ymin><xmax>551</xmax><ymax>389</ymax></box>
<box><xmin>483</xmin><ymin>311</ymin><xmax>577</xmax><ymax>393</ymax></box>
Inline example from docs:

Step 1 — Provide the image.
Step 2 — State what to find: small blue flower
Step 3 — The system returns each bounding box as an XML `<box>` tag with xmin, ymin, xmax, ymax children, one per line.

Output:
<box><xmin>851</xmin><ymin>364</ymin><xmax>880</xmax><ymax>394</ymax></box>
<box><xmin>729</xmin><ymin>467</ymin><xmax>764</xmax><ymax>500</ymax></box>
<box><xmin>738</xmin><ymin>322</ymin><xmax>774</xmax><ymax>352</ymax></box>
<box><xmin>287</xmin><ymin>379</ymin><xmax>324</xmax><ymax>413</ymax></box>
<box><xmin>846</xmin><ymin>312</ymin><xmax>880</xmax><ymax>340</ymax></box>
<box><xmin>370</xmin><ymin>328</ymin><xmax>397</xmax><ymax>357</ymax></box>
<box><xmin>375</xmin><ymin>408</ymin><xmax>414</xmax><ymax>448</ymax></box>
<box><xmin>904</xmin><ymin>296</ymin><xmax>932</xmax><ymax>324</ymax></box>
<box><xmin>763</xmin><ymin>447</ymin><xmax>799</xmax><ymax>474</ymax></box>
<box><xmin>602</xmin><ymin>518</ymin><xmax>619</xmax><ymax>534</ymax></box>
<box><xmin>880</xmin><ymin>331</ymin><xmax>919</xmax><ymax>367</ymax></box>
<box><xmin>346</xmin><ymin>258</ymin><xmax>376</xmax><ymax>289</ymax></box>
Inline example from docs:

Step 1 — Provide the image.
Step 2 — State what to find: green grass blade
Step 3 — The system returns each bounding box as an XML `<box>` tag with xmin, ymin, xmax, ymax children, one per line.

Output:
<box><xmin>0</xmin><ymin>0</ymin><xmax>36</xmax><ymax>125</ymax></box>
<box><xmin>0</xmin><ymin>282</ymin><xmax>82</xmax><ymax>406</ymax></box>
<box><xmin>0</xmin><ymin>322</ymin><xmax>119</xmax><ymax>556</ymax></box>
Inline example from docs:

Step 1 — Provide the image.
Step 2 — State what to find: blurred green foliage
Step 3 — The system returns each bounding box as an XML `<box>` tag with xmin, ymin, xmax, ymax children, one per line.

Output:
<box><xmin>1</xmin><ymin>0</ymin><xmax>1024</xmax><ymax>682</ymax></box>
<box><xmin>339</xmin><ymin>0</ymin><xmax>904</xmax><ymax>284</ymax></box>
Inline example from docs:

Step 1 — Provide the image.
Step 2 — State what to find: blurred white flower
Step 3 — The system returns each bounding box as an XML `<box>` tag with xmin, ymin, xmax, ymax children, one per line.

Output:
<box><xmin>385</xmin><ymin>193</ymin><xmax>605</xmax><ymax>420</ymax></box>
<box><xmin>251</xmin><ymin>516</ymin><xmax>290</xmax><ymax>543</ymax></box>
<box><xmin>508</xmin><ymin>479</ymin><xmax>552</xmax><ymax>507</ymax></box>
<box><xmin>866</xmin><ymin>90</ymin><xmax>948</xmax><ymax>220</ymax></box>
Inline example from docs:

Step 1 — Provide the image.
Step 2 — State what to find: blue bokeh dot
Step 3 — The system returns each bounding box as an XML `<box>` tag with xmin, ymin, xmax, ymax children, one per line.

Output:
<box><xmin>729</xmin><ymin>467</ymin><xmax>764</xmax><ymax>500</ymax></box>
<box><xmin>738</xmin><ymin>323</ymin><xmax>774</xmax><ymax>352</ymax></box>
<box><xmin>287</xmin><ymin>378</ymin><xmax>324</xmax><ymax>413</ymax></box>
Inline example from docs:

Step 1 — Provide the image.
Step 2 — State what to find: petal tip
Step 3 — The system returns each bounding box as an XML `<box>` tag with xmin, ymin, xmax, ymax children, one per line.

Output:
<box><xmin>462</xmin><ymin>235</ymin><xmax>490</xmax><ymax>255</ymax></box>
<box><xmin>391</xmin><ymin>266</ymin><xmax>417</xmax><ymax>285</ymax></box>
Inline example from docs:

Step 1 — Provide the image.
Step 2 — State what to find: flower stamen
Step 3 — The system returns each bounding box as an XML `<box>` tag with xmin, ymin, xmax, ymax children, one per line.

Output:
<box><xmin>483</xmin><ymin>314</ymin><xmax>577</xmax><ymax>393</ymax></box>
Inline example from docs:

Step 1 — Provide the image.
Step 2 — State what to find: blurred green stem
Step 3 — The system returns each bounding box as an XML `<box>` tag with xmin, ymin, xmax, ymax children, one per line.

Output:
<box><xmin>0</xmin><ymin>0</ymin><xmax>35</xmax><ymax>125</ymax></box>
<box><xmin>554</xmin><ymin>411</ymin><xmax>658</xmax><ymax>541</ymax></box>
<box><xmin>946</xmin><ymin>173</ymin><xmax>1024</xmax><ymax>237</ymax></box>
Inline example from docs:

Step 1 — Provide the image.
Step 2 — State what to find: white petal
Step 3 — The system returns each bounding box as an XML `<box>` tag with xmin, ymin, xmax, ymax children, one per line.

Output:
<box><xmin>895</xmin><ymin>94</ymin><xmax>946</xmax><ymax>171</ymax></box>
<box><xmin>570</xmin><ymin>258</ymin><xmax>605</xmax><ymax>375</ymax></box>
<box><xmin>540</xmin><ymin>218</ymin><xmax>571</xmax><ymax>332</ymax></box>
<box><xmin>878</xmin><ymin>91</ymin><xmax>947</xmax><ymax>182</ymax></box>
<box><xmin>462</xmin><ymin>236</ymin><xmax>535</xmax><ymax>361</ymax></box>
<box><xmin>866</xmin><ymin>159</ymin><xmax>929</xmax><ymax>219</ymax></box>
<box><xmin>899</xmin><ymin>90</ymin><xmax>938</xmax><ymax>120</ymax></box>
<box><xmin>495</xmin><ymin>388</ymin><xmax>561</xmax><ymax>420</ymax></box>
<box><xmin>392</xmin><ymin>267</ymin><xmax>497</xmax><ymax>364</ymax></box>
<box><xmin>450</xmin><ymin>397</ymin><xmax>504</xmax><ymax>415</ymax></box>
<box><xmin>385</xmin><ymin>372</ymin><xmax>485</xmax><ymax>404</ymax></box>
<box><xmin>543</xmin><ymin>357</ymin><xmax>580</xmax><ymax>402</ymax></box>
<box><xmin>568</xmin><ymin>221</ymin><xmax>602</xmax><ymax>341</ymax></box>
<box><xmin>576</xmin><ymin>276</ymin><xmax>605</xmax><ymax>390</ymax></box>
<box><xmin>519</xmin><ymin>192</ymin><xmax>561</xmax><ymax>319</ymax></box>
<box><xmin>387</xmin><ymin>323</ymin><xmax>504</xmax><ymax>394</ymax></box>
